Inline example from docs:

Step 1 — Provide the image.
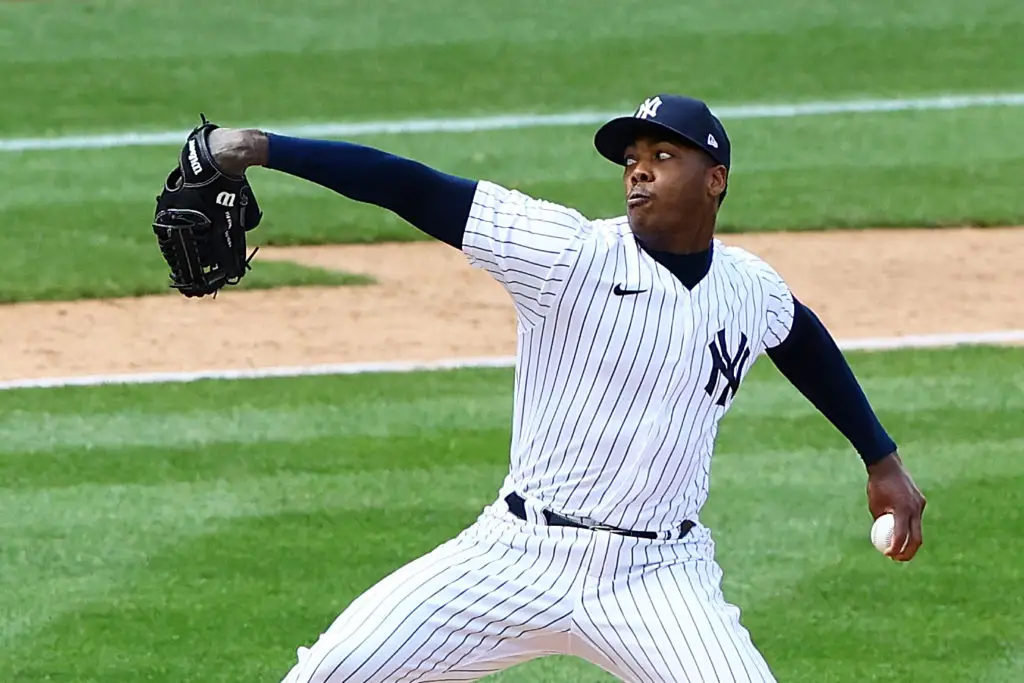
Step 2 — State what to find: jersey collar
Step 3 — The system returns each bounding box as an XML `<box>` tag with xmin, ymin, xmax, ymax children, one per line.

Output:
<box><xmin>638</xmin><ymin>239</ymin><xmax>714</xmax><ymax>290</ymax></box>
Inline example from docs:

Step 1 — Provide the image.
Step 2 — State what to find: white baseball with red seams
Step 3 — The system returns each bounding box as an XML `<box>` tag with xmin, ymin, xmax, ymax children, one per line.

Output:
<box><xmin>279</xmin><ymin>181</ymin><xmax>795</xmax><ymax>683</ymax></box>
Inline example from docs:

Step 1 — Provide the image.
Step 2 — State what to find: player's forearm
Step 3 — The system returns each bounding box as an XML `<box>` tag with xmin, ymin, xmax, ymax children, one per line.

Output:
<box><xmin>766</xmin><ymin>300</ymin><xmax>896</xmax><ymax>467</ymax></box>
<box><xmin>208</xmin><ymin>129</ymin><xmax>475</xmax><ymax>249</ymax></box>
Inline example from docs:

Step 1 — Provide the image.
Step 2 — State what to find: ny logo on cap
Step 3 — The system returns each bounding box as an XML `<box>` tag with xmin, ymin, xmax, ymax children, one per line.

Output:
<box><xmin>635</xmin><ymin>96</ymin><xmax>663</xmax><ymax>120</ymax></box>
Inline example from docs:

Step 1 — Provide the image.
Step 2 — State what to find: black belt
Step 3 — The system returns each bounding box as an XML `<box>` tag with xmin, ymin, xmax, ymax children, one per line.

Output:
<box><xmin>504</xmin><ymin>492</ymin><xmax>694</xmax><ymax>540</ymax></box>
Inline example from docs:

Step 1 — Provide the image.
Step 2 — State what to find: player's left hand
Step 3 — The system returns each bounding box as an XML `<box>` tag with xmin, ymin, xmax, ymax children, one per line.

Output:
<box><xmin>865</xmin><ymin>452</ymin><xmax>926</xmax><ymax>561</ymax></box>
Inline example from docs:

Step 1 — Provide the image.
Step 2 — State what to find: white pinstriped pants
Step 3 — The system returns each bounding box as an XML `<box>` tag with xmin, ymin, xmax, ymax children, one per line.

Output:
<box><xmin>279</xmin><ymin>499</ymin><xmax>776</xmax><ymax>683</ymax></box>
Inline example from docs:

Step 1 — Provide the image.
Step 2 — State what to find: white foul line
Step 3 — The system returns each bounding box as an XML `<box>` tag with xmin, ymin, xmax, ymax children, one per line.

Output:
<box><xmin>0</xmin><ymin>329</ymin><xmax>1021</xmax><ymax>392</ymax></box>
<box><xmin>3</xmin><ymin>92</ymin><xmax>1024</xmax><ymax>153</ymax></box>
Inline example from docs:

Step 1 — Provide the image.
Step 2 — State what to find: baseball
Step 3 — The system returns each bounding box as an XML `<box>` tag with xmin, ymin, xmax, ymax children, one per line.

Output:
<box><xmin>870</xmin><ymin>513</ymin><xmax>896</xmax><ymax>553</ymax></box>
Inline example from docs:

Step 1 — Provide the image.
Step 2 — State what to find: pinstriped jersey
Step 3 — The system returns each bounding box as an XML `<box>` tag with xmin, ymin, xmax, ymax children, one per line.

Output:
<box><xmin>463</xmin><ymin>181</ymin><xmax>796</xmax><ymax>532</ymax></box>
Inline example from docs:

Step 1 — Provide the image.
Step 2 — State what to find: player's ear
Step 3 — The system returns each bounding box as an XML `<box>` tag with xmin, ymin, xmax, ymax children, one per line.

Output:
<box><xmin>707</xmin><ymin>165</ymin><xmax>727</xmax><ymax>201</ymax></box>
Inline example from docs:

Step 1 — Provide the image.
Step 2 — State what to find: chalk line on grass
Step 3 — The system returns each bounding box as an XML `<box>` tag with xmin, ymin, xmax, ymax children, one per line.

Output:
<box><xmin>3</xmin><ymin>92</ymin><xmax>1024</xmax><ymax>153</ymax></box>
<box><xmin>1</xmin><ymin>329</ymin><xmax>1021</xmax><ymax>391</ymax></box>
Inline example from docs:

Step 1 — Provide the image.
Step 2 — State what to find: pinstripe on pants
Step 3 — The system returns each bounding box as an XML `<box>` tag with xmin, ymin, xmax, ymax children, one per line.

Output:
<box><xmin>278</xmin><ymin>501</ymin><xmax>776</xmax><ymax>683</ymax></box>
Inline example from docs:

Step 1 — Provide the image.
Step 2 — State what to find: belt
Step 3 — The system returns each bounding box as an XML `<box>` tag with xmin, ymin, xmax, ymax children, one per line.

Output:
<box><xmin>504</xmin><ymin>492</ymin><xmax>695</xmax><ymax>541</ymax></box>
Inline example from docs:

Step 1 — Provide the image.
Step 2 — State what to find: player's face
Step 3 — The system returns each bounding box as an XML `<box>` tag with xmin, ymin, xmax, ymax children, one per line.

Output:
<box><xmin>622</xmin><ymin>136</ymin><xmax>726</xmax><ymax>242</ymax></box>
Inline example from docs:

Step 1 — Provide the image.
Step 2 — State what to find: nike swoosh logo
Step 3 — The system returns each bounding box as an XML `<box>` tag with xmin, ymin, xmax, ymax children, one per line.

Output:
<box><xmin>613</xmin><ymin>284</ymin><xmax>648</xmax><ymax>296</ymax></box>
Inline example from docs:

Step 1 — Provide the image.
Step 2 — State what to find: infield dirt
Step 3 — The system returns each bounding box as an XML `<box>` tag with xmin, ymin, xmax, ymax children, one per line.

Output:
<box><xmin>1</xmin><ymin>227</ymin><xmax>1022</xmax><ymax>382</ymax></box>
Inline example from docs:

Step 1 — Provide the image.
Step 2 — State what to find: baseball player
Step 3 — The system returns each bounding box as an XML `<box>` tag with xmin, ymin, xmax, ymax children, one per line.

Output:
<box><xmin>184</xmin><ymin>93</ymin><xmax>926</xmax><ymax>682</ymax></box>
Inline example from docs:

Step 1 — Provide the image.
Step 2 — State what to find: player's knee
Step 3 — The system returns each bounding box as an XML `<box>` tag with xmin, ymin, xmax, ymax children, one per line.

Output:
<box><xmin>284</xmin><ymin>635</ymin><xmax>384</xmax><ymax>683</ymax></box>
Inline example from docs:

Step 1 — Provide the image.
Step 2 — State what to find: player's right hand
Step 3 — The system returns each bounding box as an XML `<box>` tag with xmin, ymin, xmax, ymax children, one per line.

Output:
<box><xmin>865</xmin><ymin>452</ymin><xmax>927</xmax><ymax>561</ymax></box>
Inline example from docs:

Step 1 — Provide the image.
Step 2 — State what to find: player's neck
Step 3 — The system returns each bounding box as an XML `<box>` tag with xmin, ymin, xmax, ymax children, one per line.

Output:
<box><xmin>640</xmin><ymin>220</ymin><xmax>715</xmax><ymax>255</ymax></box>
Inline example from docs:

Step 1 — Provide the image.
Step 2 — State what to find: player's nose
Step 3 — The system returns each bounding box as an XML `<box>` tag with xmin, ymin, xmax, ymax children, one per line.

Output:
<box><xmin>628</xmin><ymin>164</ymin><xmax>654</xmax><ymax>186</ymax></box>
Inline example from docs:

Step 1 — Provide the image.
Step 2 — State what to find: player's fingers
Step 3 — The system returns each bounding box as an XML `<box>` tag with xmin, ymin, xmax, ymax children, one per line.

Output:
<box><xmin>885</xmin><ymin>511</ymin><xmax>912</xmax><ymax>560</ymax></box>
<box><xmin>895</xmin><ymin>509</ymin><xmax>924</xmax><ymax>561</ymax></box>
<box><xmin>910</xmin><ymin>510</ymin><xmax>924</xmax><ymax>556</ymax></box>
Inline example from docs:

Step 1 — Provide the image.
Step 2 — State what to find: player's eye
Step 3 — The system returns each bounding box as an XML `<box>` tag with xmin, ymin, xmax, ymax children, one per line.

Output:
<box><xmin>656</xmin><ymin>151</ymin><xmax>673</xmax><ymax>161</ymax></box>
<box><xmin>623</xmin><ymin>155</ymin><xmax>637</xmax><ymax>166</ymax></box>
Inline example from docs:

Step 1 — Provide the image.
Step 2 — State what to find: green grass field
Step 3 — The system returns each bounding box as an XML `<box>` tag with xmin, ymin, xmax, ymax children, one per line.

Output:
<box><xmin>2</xmin><ymin>0</ymin><xmax>1024</xmax><ymax>301</ymax></box>
<box><xmin>2</xmin><ymin>2</ymin><xmax>1023</xmax><ymax>682</ymax></box>
<box><xmin>1</xmin><ymin>347</ymin><xmax>1022</xmax><ymax>682</ymax></box>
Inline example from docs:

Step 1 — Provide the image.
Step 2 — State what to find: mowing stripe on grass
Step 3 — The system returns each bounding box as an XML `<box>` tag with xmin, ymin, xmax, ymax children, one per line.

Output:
<box><xmin>1</xmin><ymin>329</ymin><xmax>1021</xmax><ymax>391</ymax></box>
<box><xmin>0</xmin><ymin>463</ymin><xmax>502</xmax><ymax>647</ymax></box>
<box><xmin>2</xmin><ymin>92</ymin><xmax>1024</xmax><ymax>152</ymax></box>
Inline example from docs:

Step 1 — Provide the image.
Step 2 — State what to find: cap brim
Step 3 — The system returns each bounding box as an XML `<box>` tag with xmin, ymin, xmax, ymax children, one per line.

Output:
<box><xmin>594</xmin><ymin>117</ymin><xmax>708</xmax><ymax>166</ymax></box>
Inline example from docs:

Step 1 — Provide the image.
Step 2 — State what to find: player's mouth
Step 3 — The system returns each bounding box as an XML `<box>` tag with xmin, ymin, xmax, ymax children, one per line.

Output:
<box><xmin>627</xmin><ymin>188</ymin><xmax>652</xmax><ymax>209</ymax></box>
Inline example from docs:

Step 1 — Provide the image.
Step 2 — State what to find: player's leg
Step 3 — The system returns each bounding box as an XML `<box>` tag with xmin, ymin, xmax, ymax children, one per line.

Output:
<box><xmin>278</xmin><ymin>511</ymin><xmax>583</xmax><ymax>683</ymax></box>
<box><xmin>573</xmin><ymin>536</ymin><xmax>776</xmax><ymax>683</ymax></box>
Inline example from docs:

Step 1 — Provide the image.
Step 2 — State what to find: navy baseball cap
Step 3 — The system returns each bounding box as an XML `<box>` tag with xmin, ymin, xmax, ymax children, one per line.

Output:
<box><xmin>594</xmin><ymin>94</ymin><xmax>730</xmax><ymax>169</ymax></box>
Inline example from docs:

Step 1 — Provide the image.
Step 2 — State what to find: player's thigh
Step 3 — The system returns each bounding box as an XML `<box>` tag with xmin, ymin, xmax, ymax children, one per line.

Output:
<box><xmin>575</xmin><ymin>557</ymin><xmax>776</xmax><ymax>683</ymax></box>
<box><xmin>281</xmin><ymin>531</ymin><xmax>574</xmax><ymax>683</ymax></box>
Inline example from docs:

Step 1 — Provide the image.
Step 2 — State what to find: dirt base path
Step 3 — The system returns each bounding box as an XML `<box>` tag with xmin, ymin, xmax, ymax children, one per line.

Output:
<box><xmin>1</xmin><ymin>227</ymin><xmax>1022</xmax><ymax>382</ymax></box>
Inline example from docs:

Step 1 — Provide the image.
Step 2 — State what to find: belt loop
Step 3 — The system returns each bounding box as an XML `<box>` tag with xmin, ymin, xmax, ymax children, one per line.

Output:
<box><xmin>504</xmin><ymin>491</ymin><xmax>547</xmax><ymax>526</ymax></box>
<box><xmin>654</xmin><ymin>520</ymin><xmax>694</xmax><ymax>541</ymax></box>
<box><xmin>674</xmin><ymin>520</ymin><xmax>696</xmax><ymax>540</ymax></box>
<box><xmin>522</xmin><ymin>495</ymin><xmax>546</xmax><ymax>526</ymax></box>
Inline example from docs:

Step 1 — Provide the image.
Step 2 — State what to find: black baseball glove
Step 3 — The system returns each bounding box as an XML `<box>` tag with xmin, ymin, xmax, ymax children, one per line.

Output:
<box><xmin>152</xmin><ymin>115</ymin><xmax>262</xmax><ymax>298</ymax></box>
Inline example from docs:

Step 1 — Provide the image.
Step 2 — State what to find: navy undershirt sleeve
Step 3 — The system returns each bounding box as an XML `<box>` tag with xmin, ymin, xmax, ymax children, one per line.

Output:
<box><xmin>264</xmin><ymin>134</ymin><xmax>477</xmax><ymax>249</ymax></box>
<box><xmin>767</xmin><ymin>299</ymin><xmax>896</xmax><ymax>467</ymax></box>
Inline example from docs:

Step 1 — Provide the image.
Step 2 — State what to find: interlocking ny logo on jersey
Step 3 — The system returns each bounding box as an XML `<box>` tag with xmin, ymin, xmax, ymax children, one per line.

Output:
<box><xmin>704</xmin><ymin>329</ymin><xmax>751</xmax><ymax>406</ymax></box>
<box><xmin>635</xmin><ymin>96</ymin><xmax>664</xmax><ymax>120</ymax></box>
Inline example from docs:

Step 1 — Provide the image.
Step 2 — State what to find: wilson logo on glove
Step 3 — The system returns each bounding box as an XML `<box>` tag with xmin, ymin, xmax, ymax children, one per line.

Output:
<box><xmin>152</xmin><ymin>114</ymin><xmax>262</xmax><ymax>298</ymax></box>
<box><xmin>187</xmin><ymin>139</ymin><xmax>203</xmax><ymax>175</ymax></box>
